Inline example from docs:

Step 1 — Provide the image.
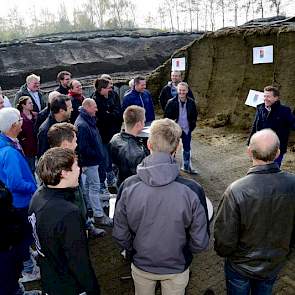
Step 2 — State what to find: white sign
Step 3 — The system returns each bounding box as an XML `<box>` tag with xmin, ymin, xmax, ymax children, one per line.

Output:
<box><xmin>172</xmin><ymin>57</ymin><xmax>186</xmax><ymax>71</ymax></box>
<box><xmin>245</xmin><ymin>89</ymin><xmax>264</xmax><ymax>108</ymax></box>
<box><xmin>253</xmin><ymin>45</ymin><xmax>273</xmax><ymax>64</ymax></box>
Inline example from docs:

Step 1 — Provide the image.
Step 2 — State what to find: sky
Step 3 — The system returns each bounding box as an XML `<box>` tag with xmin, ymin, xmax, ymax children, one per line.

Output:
<box><xmin>1</xmin><ymin>0</ymin><xmax>295</xmax><ymax>30</ymax></box>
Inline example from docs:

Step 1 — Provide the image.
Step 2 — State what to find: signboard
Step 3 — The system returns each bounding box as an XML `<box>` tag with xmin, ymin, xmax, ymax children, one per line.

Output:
<box><xmin>172</xmin><ymin>57</ymin><xmax>186</xmax><ymax>71</ymax></box>
<box><xmin>253</xmin><ymin>45</ymin><xmax>273</xmax><ymax>64</ymax></box>
<box><xmin>245</xmin><ymin>89</ymin><xmax>264</xmax><ymax>108</ymax></box>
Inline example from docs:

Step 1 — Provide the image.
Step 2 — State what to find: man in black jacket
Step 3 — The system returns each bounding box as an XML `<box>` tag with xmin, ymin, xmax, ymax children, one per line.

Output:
<box><xmin>159</xmin><ymin>71</ymin><xmax>195</xmax><ymax>111</ymax></box>
<box><xmin>37</xmin><ymin>95</ymin><xmax>72</xmax><ymax>158</ymax></box>
<box><xmin>29</xmin><ymin>147</ymin><xmax>100</xmax><ymax>295</ymax></box>
<box><xmin>92</xmin><ymin>77</ymin><xmax>122</xmax><ymax>194</ymax></box>
<box><xmin>55</xmin><ymin>71</ymin><xmax>72</xmax><ymax>95</ymax></box>
<box><xmin>110</xmin><ymin>106</ymin><xmax>149</xmax><ymax>187</ymax></box>
<box><xmin>248</xmin><ymin>85</ymin><xmax>295</xmax><ymax>167</ymax></box>
<box><xmin>165</xmin><ymin>82</ymin><xmax>198</xmax><ymax>174</ymax></box>
<box><xmin>214</xmin><ymin>129</ymin><xmax>295</xmax><ymax>295</ymax></box>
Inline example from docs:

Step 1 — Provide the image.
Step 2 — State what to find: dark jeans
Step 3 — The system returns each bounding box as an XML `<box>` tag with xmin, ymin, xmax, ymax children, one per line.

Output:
<box><xmin>181</xmin><ymin>131</ymin><xmax>191</xmax><ymax>152</ymax></box>
<box><xmin>15</xmin><ymin>208</ymin><xmax>34</xmax><ymax>270</ymax></box>
<box><xmin>98</xmin><ymin>143</ymin><xmax>113</xmax><ymax>184</ymax></box>
<box><xmin>0</xmin><ymin>243</ymin><xmax>24</xmax><ymax>295</ymax></box>
<box><xmin>224</xmin><ymin>261</ymin><xmax>277</xmax><ymax>295</ymax></box>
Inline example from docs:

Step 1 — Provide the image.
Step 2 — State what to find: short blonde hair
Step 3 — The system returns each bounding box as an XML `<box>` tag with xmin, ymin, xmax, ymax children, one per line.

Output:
<box><xmin>26</xmin><ymin>74</ymin><xmax>40</xmax><ymax>84</ymax></box>
<box><xmin>148</xmin><ymin>118</ymin><xmax>182</xmax><ymax>154</ymax></box>
<box><xmin>123</xmin><ymin>105</ymin><xmax>145</xmax><ymax>130</ymax></box>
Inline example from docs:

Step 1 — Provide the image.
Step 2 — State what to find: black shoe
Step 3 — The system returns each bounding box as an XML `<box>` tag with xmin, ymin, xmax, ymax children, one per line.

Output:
<box><xmin>203</xmin><ymin>289</ymin><xmax>215</xmax><ymax>295</ymax></box>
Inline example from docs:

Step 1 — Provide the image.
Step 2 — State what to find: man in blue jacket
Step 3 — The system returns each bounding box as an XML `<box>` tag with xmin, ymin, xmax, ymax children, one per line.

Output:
<box><xmin>122</xmin><ymin>76</ymin><xmax>155</xmax><ymax>124</ymax></box>
<box><xmin>0</xmin><ymin>107</ymin><xmax>39</xmax><ymax>286</ymax></box>
<box><xmin>75</xmin><ymin>98</ymin><xmax>112</xmax><ymax>227</ymax></box>
<box><xmin>248</xmin><ymin>85</ymin><xmax>295</xmax><ymax>167</ymax></box>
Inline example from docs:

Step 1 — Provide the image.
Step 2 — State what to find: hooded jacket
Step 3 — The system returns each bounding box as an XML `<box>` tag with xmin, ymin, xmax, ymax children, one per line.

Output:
<box><xmin>113</xmin><ymin>152</ymin><xmax>209</xmax><ymax>274</ymax></box>
<box><xmin>0</xmin><ymin>133</ymin><xmax>36</xmax><ymax>208</ymax></box>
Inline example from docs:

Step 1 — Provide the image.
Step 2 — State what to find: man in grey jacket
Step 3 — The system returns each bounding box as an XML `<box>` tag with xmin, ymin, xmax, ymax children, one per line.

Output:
<box><xmin>113</xmin><ymin>118</ymin><xmax>209</xmax><ymax>295</ymax></box>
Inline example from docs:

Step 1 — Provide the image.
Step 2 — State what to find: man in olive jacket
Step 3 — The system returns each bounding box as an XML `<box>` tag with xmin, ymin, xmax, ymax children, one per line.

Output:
<box><xmin>214</xmin><ymin>129</ymin><xmax>295</xmax><ymax>295</ymax></box>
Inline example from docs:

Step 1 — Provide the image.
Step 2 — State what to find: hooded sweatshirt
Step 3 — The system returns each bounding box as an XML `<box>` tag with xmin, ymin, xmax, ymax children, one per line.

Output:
<box><xmin>113</xmin><ymin>152</ymin><xmax>209</xmax><ymax>274</ymax></box>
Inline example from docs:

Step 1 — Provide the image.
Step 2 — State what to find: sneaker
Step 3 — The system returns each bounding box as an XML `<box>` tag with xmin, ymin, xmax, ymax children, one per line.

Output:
<box><xmin>95</xmin><ymin>214</ymin><xmax>113</xmax><ymax>227</ymax></box>
<box><xmin>181</xmin><ymin>166</ymin><xmax>199</xmax><ymax>175</ymax></box>
<box><xmin>107</xmin><ymin>172</ymin><xmax>117</xmax><ymax>187</ymax></box>
<box><xmin>88</xmin><ymin>223</ymin><xmax>106</xmax><ymax>237</ymax></box>
<box><xmin>100</xmin><ymin>185</ymin><xmax>111</xmax><ymax>198</ymax></box>
<box><xmin>19</xmin><ymin>266</ymin><xmax>41</xmax><ymax>283</ymax></box>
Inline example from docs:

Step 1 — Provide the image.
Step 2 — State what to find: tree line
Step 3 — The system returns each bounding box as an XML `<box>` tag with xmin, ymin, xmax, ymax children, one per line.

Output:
<box><xmin>0</xmin><ymin>0</ymin><xmax>291</xmax><ymax>41</ymax></box>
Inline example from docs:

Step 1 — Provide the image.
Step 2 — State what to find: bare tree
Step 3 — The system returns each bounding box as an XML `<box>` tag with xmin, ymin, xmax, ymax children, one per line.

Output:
<box><xmin>217</xmin><ymin>0</ymin><xmax>226</xmax><ymax>27</ymax></box>
<box><xmin>269</xmin><ymin>0</ymin><xmax>282</xmax><ymax>16</ymax></box>
<box><xmin>164</xmin><ymin>0</ymin><xmax>175</xmax><ymax>31</ymax></box>
<box><xmin>256</xmin><ymin>0</ymin><xmax>265</xmax><ymax>18</ymax></box>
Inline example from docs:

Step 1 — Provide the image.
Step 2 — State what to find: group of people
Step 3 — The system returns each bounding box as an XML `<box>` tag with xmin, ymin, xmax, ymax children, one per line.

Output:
<box><xmin>0</xmin><ymin>69</ymin><xmax>294</xmax><ymax>295</ymax></box>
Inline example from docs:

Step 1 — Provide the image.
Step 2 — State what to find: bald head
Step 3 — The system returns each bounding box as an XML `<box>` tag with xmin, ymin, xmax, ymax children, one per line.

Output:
<box><xmin>249</xmin><ymin>129</ymin><xmax>280</xmax><ymax>163</ymax></box>
<box><xmin>82</xmin><ymin>98</ymin><xmax>97</xmax><ymax>117</ymax></box>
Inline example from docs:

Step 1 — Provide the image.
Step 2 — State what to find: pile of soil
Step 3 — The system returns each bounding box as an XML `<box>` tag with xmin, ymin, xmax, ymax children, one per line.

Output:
<box><xmin>148</xmin><ymin>18</ymin><xmax>295</xmax><ymax>130</ymax></box>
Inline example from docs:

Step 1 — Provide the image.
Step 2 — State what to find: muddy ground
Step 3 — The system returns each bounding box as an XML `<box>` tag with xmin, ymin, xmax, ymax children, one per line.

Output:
<box><xmin>27</xmin><ymin>126</ymin><xmax>295</xmax><ymax>294</ymax></box>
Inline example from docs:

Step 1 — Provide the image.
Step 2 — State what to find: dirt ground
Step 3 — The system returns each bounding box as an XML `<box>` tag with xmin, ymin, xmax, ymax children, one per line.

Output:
<box><xmin>27</xmin><ymin>126</ymin><xmax>295</xmax><ymax>294</ymax></box>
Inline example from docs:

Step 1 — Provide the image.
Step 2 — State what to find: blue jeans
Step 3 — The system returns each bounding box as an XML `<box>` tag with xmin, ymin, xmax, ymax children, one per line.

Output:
<box><xmin>224</xmin><ymin>260</ymin><xmax>277</xmax><ymax>295</ymax></box>
<box><xmin>81</xmin><ymin>165</ymin><xmax>104</xmax><ymax>218</ymax></box>
<box><xmin>98</xmin><ymin>144</ymin><xmax>113</xmax><ymax>184</ymax></box>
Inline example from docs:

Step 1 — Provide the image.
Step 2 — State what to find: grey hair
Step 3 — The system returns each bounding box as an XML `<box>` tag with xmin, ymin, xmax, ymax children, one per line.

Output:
<box><xmin>0</xmin><ymin>107</ymin><xmax>21</xmax><ymax>132</ymax></box>
<box><xmin>26</xmin><ymin>74</ymin><xmax>40</xmax><ymax>84</ymax></box>
<box><xmin>249</xmin><ymin>129</ymin><xmax>280</xmax><ymax>162</ymax></box>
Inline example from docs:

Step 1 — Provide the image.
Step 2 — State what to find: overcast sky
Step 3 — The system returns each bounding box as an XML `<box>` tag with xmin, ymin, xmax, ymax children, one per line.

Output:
<box><xmin>1</xmin><ymin>0</ymin><xmax>295</xmax><ymax>29</ymax></box>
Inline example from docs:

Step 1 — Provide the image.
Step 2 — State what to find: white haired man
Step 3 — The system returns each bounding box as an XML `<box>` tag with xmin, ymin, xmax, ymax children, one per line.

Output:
<box><xmin>0</xmin><ymin>107</ymin><xmax>39</xmax><ymax>287</ymax></box>
<box><xmin>215</xmin><ymin>129</ymin><xmax>295</xmax><ymax>295</ymax></box>
<box><xmin>14</xmin><ymin>74</ymin><xmax>46</xmax><ymax>113</ymax></box>
<box><xmin>113</xmin><ymin>118</ymin><xmax>209</xmax><ymax>295</ymax></box>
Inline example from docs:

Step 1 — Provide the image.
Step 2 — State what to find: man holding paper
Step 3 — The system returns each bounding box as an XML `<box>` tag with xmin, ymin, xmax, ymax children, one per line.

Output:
<box><xmin>248</xmin><ymin>85</ymin><xmax>295</xmax><ymax>167</ymax></box>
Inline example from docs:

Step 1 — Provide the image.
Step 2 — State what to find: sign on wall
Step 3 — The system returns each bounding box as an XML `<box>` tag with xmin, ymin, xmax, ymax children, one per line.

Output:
<box><xmin>253</xmin><ymin>45</ymin><xmax>273</xmax><ymax>64</ymax></box>
<box><xmin>171</xmin><ymin>57</ymin><xmax>186</xmax><ymax>71</ymax></box>
<box><xmin>245</xmin><ymin>89</ymin><xmax>265</xmax><ymax>108</ymax></box>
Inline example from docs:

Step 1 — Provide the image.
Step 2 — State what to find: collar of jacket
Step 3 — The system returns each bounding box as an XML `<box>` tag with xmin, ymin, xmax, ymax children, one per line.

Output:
<box><xmin>120</xmin><ymin>131</ymin><xmax>137</xmax><ymax>140</ymax></box>
<box><xmin>42</xmin><ymin>185</ymin><xmax>78</xmax><ymax>199</ymax></box>
<box><xmin>247</xmin><ymin>162</ymin><xmax>280</xmax><ymax>175</ymax></box>
<box><xmin>79</xmin><ymin>107</ymin><xmax>96</xmax><ymax>127</ymax></box>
